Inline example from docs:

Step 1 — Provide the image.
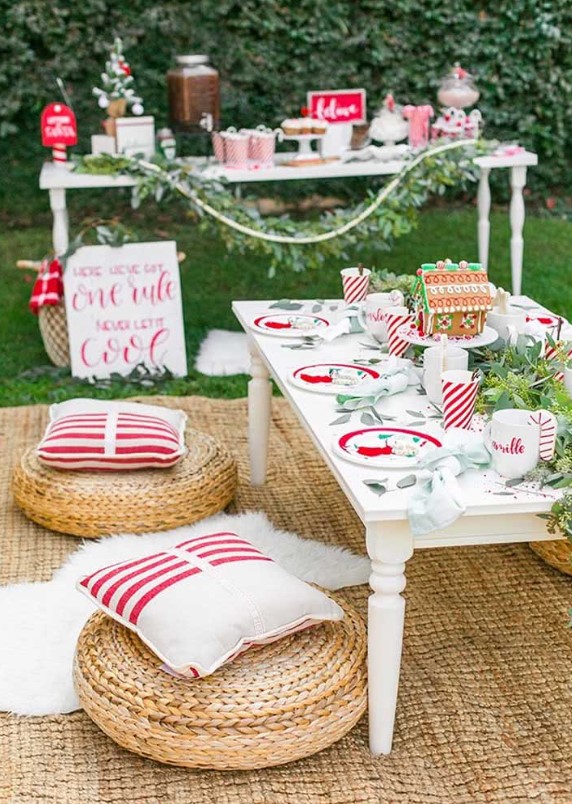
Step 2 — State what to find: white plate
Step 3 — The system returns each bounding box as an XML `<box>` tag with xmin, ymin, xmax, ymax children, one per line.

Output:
<box><xmin>332</xmin><ymin>425</ymin><xmax>443</xmax><ymax>469</ymax></box>
<box><xmin>249</xmin><ymin>313</ymin><xmax>331</xmax><ymax>338</ymax></box>
<box><xmin>396</xmin><ymin>324</ymin><xmax>499</xmax><ymax>349</ymax></box>
<box><xmin>288</xmin><ymin>362</ymin><xmax>381</xmax><ymax>395</ymax></box>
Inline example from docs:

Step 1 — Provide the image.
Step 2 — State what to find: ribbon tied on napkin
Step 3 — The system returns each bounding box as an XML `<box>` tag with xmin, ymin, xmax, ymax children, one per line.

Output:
<box><xmin>407</xmin><ymin>431</ymin><xmax>491</xmax><ymax>536</ymax></box>
<box><xmin>336</xmin><ymin>357</ymin><xmax>420</xmax><ymax>410</ymax></box>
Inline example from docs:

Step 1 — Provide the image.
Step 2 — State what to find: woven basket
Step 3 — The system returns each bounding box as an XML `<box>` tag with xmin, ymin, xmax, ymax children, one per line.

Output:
<box><xmin>74</xmin><ymin>595</ymin><xmax>367</xmax><ymax>770</ymax></box>
<box><xmin>38</xmin><ymin>302</ymin><xmax>70</xmax><ymax>367</ymax></box>
<box><xmin>12</xmin><ymin>428</ymin><xmax>237</xmax><ymax>538</ymax></box>
<box><xmin>529</xmin><ymin>539</ymin><xmax>572</xmax><ymax>576</ymax></box>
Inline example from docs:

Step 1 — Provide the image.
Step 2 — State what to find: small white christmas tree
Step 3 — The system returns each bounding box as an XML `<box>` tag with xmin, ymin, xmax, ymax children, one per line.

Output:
<box><xmin>93</xmin><ymin>38</ymin><xmax>144</xmax><ymax>115</ymax></box>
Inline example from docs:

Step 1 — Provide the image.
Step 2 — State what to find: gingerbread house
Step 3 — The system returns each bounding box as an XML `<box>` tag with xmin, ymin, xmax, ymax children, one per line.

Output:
<box><xmin>411</xmin><ymin>260</ymin><xmax>493</xmax><ymax>337</ymax></box>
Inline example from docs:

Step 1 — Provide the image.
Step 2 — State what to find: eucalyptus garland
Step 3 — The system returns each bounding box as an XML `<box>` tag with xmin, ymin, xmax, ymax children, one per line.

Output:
<box><xmin>76</xmin><ymin>139</ymin><xmax>490</xmax><ymax>275</ymax></box>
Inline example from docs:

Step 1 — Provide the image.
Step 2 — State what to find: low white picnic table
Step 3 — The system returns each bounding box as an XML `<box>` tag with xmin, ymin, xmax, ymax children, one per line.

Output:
<box><xmin>40</xmin><ymin>148</ymin><xmax>537</xmax><ymax>294</ymax></box>
<box><xmin>233</xmin><ymin>294</ymin><xmax>563</xmax><ymax>756</ymax></box>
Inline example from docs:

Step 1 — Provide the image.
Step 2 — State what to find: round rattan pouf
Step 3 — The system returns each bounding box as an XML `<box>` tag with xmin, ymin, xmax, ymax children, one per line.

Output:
<box><xmin>12</xmin><ymin>428</ymin><xmax>237</xmax><ymax>538</ymax></box>
<box><xmin>529</xmin><ymin>539</ymin><xmax>572</xmax><ymax>575</ymax></box>
<box><xmin>74</xmin><ymin>597</ymin><xmax>367</xmax><ymax>770</ymax></box>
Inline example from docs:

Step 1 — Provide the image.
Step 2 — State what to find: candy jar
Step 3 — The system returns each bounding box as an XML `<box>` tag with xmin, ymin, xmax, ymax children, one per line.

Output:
<box><xmin>437</xmin><ymin>65</ymin><xmax>480</xmax><ymax>109</ymax></box>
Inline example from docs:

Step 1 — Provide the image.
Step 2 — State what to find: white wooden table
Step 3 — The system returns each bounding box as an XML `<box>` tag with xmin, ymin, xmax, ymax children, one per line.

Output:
<box><xmin>40</xmin><ymin>148</ymin><xmax>537</xmax><ymax>294</ymax></box>
<box><xmin>232</xmin><ymin>296</ymin><xmax>561</xmax><ymax>756</ymax></box>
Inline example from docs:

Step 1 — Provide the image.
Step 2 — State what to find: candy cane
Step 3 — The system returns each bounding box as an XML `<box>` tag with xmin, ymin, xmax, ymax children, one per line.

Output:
<box><xmin>528</xmin><ymin>409</ymin><xmax>557</xmax><ymax>461</ymax></box>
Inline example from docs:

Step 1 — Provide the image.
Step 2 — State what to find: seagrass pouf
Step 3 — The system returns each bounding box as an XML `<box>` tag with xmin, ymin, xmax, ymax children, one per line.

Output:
<box><xmin>529</xmin><ymin>539</ymin><xmax>572</xmax><ymax>576</ymax></box>
<box><xmin>12</xmin><ymin>428</ymin><xmax>237</xmax><ymax>538</ymax></box>
<box><xmin>74</xmin><ymin>596</ymin><xmax>367</xmax><ymax>770</ymax></box>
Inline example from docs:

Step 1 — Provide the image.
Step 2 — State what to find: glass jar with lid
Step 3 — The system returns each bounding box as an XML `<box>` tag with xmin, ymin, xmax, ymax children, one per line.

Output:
<box><xmin>167</xmin><ymin>55</ymin><xmax>220</xmax><ymax>132</ymax></box>
<box><xmin>437</xmin><ymin>65</ymin><xmax>480</xmax><ymax>109</ymax></box>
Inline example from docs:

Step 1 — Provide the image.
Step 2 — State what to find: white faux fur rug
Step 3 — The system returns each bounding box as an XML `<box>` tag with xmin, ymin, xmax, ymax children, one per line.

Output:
<box><xmin>195</xmin><ymin>329</ymin><xmax>250</xmax><ymax>376</ymax></box>
<box><xmin>0</xmin><ymin>511</ymin><xmax>369</xmax><ymax>716</ymax></box>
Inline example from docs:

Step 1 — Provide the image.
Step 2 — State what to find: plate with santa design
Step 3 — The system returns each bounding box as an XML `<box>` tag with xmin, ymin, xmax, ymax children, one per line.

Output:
<box><xmin>396</xmin><ymin>322</ymin><xmax>498</xmax><ymax>349</ymax></box>
<box><xmin>332</xmin><ymin>426</ymin><xmax>443</xmax><ymax>469</ymax></box>
<box><xmin>288</xmin><ymin>362</ymin><xmax>382</xmax><ymax>394</ymax></box>
<box><xmin>250</xmin><ymin>313</ymin><xmax>331</xmax><ymax>338</ymax></box>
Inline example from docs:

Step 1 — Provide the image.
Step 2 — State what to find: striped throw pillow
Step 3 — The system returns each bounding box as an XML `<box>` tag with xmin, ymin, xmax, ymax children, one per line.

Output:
<box><xmin>77</xmin><ymin>530</ymin><xmax>344</xmax><ymax>678</ymax></box>
<box><xmin>37</xmin><ymin>399</ymin><xmax>187</xmax><ymax>470</ymax></box>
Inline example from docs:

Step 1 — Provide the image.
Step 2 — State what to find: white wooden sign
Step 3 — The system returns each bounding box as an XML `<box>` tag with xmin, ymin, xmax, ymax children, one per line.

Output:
<box><xmin>64</xmin><ymin>241</ymin><xmax>187</xmax><ymax>379</ymax></box>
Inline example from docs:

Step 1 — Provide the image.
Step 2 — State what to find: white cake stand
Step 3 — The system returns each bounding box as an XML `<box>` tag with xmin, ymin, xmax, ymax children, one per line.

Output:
<box><xmin>282</xmin><ymin>133</ymin><xmax>325</xmax><ymax>161</ymax></box>
<box><xmin>396</xmin><ymin>323</ymin><xmax>499</xmax><ymax>349</ymax></box>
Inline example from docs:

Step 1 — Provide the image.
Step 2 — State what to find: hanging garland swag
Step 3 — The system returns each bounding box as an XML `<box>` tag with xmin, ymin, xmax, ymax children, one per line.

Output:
<box><xmin>77</xmin><ymin>139</ymin><xmax>484</xmax><ymax>272</ymax></box>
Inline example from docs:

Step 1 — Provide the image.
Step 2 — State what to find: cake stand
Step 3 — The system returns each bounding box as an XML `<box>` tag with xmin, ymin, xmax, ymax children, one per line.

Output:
<box><xmin>282</xmin><ymin>133</ymin><xmax>325</xmax><ymax>162</ymax></box>
<box><xmin>396</xmin><ymin>323</ymin><xmax>499</xmax><ymax>350</ymax></box>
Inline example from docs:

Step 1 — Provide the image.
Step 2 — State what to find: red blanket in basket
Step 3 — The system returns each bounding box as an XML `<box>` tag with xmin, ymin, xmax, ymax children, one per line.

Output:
<box><xmin>29</xmin><ymin>258</ymin><xmax>64</xmax><ymax>314</ymax></box>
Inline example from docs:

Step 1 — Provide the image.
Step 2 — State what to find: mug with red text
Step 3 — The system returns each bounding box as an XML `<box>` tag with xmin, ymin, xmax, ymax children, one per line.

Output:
<box><xmin>356</xmin><ymin>291</ymin><xmax>405</xmax><ymax>342</ymax></box>
<box><xmin>483</xmin><ymin>408</ymin><xmax>557</xmax><ymax>479</ymax></box>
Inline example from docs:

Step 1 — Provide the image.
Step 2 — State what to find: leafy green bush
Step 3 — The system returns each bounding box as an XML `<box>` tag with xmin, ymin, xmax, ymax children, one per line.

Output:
<box><xmin>1</xmin><ymin>0</ymin><xmax>571</xmax><ymax>189</ymax></box>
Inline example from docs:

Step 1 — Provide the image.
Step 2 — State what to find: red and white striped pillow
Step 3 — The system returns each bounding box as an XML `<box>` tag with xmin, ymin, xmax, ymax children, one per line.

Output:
<box><xmin>36</xmin><ymin>399</ymin><xmax>187</xmax><ymax>470</ymax></box>
<box><xmin>77</xmin><ymin>530</ymin><xmax>344</xmax><ymax>678</ymax></box>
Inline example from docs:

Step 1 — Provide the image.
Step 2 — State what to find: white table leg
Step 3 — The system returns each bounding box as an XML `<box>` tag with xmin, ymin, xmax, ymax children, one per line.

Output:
<box><xmin>366</xmin><ymin>520</ymin><xmax>414</xmax><ymax>755</ymax></box>
<box><xmin>477</xmin><ymin>167</ymin><xmax>491</xmax><ymax>271</ymax></box>
<box><xmin>248</xmin><ymin>339</ymin><xmax>272</xmax><ymax>485</ymax></box>
<box><xmin>509</xmin><ymin>165</ymin><xmax>528</xmax><ymax>295</ymax></box>
<box><xmin>49</xmin><ymin>188</ymin><xmax>69</xmax><ymax>256</ymax></box>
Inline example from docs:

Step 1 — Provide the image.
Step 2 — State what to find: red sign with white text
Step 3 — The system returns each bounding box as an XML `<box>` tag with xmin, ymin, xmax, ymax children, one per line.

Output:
<box><xmin>41</xmin><ymin>102</ymin><xmax>78</xmax><ymax>146</ymax></box>
<box><xmin>307</xmin><ymin>89</ymin><xmax>367</xmax><ymax>125</ymax></box>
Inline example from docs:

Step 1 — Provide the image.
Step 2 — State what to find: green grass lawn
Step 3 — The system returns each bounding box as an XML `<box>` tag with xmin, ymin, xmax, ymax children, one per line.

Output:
<box><xmin>1</xmin><ymin>204</ymin><xmax>571</xmax><ymax>407</ymax></box>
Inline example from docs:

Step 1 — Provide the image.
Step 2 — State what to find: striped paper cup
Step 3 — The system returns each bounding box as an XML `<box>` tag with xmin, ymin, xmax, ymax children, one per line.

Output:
<box><xmin>385</xmin><ymin>307</ymin><xmax>413</xmax><ymax>357</ymax></box>
<box><xmin>211</xmin><ymin>132</ymin><xmax>225</xmax><ymax>162</ymax></box>
<box><xmin>544</xmin><ymin>340</ymin><xmax>572</xmax><ymax>382</ymax></box>
<box><xmin>441</xmin><ymin>370</ymin><xmax>479</xmax><ymax>431</ymax></box>
<box><xmin>341</xmin><ymin>267</ymin><xmax>371</xmax><ymax>304</ymax></box>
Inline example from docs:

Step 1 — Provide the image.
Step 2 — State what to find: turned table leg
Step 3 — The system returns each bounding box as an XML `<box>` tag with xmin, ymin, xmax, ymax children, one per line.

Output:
<box><xmin>477</xmin><ymin>167</ymin><xmax>491</xmax><ymax>271</ymax></box>
<box><xmin>248</xmin><ymin>339</ymin><xmax>272</xmax><ymax>486</ymax></box>
<box><xmin>366</xmin><ymin>521</ymin><xmax>414</xmax><ymax>755</ymax></box>
<box><xmin>49</xmin><ymin>188</ymin><xmax>69</xmax><ymax>256</ymax></box>
<box><xmin>509</xmin><ymin>165</ymin><xmax>528</xmax><ymax>296</ymax></box>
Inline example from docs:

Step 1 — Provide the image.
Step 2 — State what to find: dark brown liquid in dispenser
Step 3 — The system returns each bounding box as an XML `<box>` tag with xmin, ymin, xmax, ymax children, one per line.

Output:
<box><xmin>167</xmin><ymin>59</ymin><xmax>220</xmax><ymax>131</ymax></box>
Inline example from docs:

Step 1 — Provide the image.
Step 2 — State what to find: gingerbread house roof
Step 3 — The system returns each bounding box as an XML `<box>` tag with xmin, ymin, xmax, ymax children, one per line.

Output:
<box><xmin>412</xmin><ymin>261</ymin><xmax>493</xmax><ymax>315</ymax></box>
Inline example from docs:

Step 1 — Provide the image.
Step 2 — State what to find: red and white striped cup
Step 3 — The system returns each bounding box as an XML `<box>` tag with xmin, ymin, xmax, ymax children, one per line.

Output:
<box><xmin>385</xmin><ymin>307</ymin><xmax>413</xmax><ymax>357</ymax></box>
<box><xmin>250</xmin><ymin>131</ymin><xmax>276</xmax><ymax>166</ymax></box>
<box><xmin>483</xmin><ymin>408</ymin><xmax>557</xmax><ymax>479</ymax></box>
<box><xmin>223</xmin><ymin>133</ymin><xmax>250</xmax><ymax>168</ymax></box>
<box><xmin>341</xmin><ymin>267</ymin><xmax>371</xmax><ymax>304</ymax></box>
<box><xmin>441</xmin><ymin>369</ymin><xmax>479</xmax><ymax>431</ymax></box>
<box><xmin>211</xmin><ymin>132</ymin><xmax>225</xmax><ymax>162</ymax></box>
<box><xmin>544</xmin><ymin>339</ymin><xmax>572</xmax><ymax>382</ymax></box>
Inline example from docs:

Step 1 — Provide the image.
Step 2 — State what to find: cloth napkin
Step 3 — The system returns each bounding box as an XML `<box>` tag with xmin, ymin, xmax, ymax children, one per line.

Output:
<box><xmin>29</xmin><ymin>258</ymin><xmax>64</xmax><ymax>314</ymax></box>
<box><xmin>336</xmin><ymin>357</ymin><xmax>419</xmax><ymax>409</ymax></box>
<box><xmin>407</xmin><ymin>431</ymin><xmax>491</xmax><ymax>536</ymax></box>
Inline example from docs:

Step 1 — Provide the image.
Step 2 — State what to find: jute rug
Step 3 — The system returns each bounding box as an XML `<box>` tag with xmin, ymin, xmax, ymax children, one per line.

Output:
<box><xmin>0</xmin><ymin>397</ymin><xmax>571</xmax><ymax>804</ymax></box>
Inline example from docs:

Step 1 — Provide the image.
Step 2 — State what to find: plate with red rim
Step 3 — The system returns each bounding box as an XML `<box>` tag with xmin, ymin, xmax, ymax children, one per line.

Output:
<box><xmin>288</xmin><ymin>362</ymin><xmax>381</xmax><ymax>394</ymax></box>
<box><xmin>332</xmin><ymin>426</ymin><xmax>443</xmax><ymax>469</ymax></box>
<box><xmin>396</xmin><ymin>323</ymin><xmax>498</xmax><ymax>349</ymax></box>
<box><xmin>250</xmin><ymin>313</ymin><xmax>330</xmax><ymax>338</ymax></box>
<box><xmin>525</xmin><ymin>312</ymin><xmax>562</xmax><ymax>329</ymax></box>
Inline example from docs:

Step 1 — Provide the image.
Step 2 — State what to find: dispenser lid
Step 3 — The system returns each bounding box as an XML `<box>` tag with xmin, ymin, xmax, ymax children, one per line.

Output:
<box><xmin>176</xmin><ymin>55</ymin><xmax>210</xmax><ymax>66</ymax></box>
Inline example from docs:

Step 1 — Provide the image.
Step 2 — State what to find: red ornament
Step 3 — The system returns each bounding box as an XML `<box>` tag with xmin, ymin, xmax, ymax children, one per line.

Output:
<box><xmin>40</xmin><ymin>103</ymin><xmax>77</xmax><ymax>147</ymax></box>
<box><xmin>300</xmin><ymin>106</ymin><xmax>309</xmax><ymax>117</ymax></box>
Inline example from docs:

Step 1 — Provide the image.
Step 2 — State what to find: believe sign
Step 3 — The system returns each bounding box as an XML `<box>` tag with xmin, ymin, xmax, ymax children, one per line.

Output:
<box><xmin>64</xmin><ymin>241</ymin><xmax>187</xmax><ymax>379</ymax></box>
<box><xmin>307</xmin><ymin>89</ymin><xmax>366</xmax><ymax>125</ymax></box>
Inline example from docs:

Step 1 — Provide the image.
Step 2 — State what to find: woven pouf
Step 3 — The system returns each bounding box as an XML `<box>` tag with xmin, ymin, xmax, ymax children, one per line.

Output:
<box><xmin>12</xmin><ymin>428</ymin><xmax>237</xmax><ymax>538</ymax></box>
<box><xmin>74</xmin><ymin>597</ymin><xmax>367</xmax><ymax>770</ymax></box>
<box><xmin>38</xmin><ymin>302</ymin><xmax>70</xmax><ymax>367</ymax></box>
<box><xmin>529</xmin><ymin>539</ymin><xmax>572</xmax><ymax>575</ymax></box>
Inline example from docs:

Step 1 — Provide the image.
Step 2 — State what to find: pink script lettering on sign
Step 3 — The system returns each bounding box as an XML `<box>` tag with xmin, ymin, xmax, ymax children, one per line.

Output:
<box><xmin>80</xmin><ymin>329</ymin><xmax>170</xmax><ymax>369</ymax></box>
<box><xmin>491</xmin><ymin>437</ymin><xmax>525</xmax><ymax>455</ymax></box>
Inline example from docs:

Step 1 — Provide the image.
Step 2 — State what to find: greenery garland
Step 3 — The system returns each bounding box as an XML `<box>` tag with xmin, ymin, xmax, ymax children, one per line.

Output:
<box><xmin>76</xmin><ymin>139</ymin><xmax>490</xmax><ymax>275</ymax></box>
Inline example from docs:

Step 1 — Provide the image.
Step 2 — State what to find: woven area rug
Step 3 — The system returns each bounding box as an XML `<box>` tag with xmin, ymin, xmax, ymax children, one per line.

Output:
<box><xmin>1</xmin><ymin>396</ymin><xmax>571</xmax><ymax>804</ymax></box>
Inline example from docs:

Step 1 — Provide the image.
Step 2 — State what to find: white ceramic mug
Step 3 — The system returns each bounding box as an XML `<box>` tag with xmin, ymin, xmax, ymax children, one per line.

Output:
<box><xmin>357</xmin><ymin>291</ymin><xmax>405</xmax><ymax>342</ymax></box>
<box><xmin>487</xmin><ymin>307</ymin><xmax>526</xmax><ymax>345</ymax></box>
<box><xmin>483</xmin><ymin>408</ymin><xmax>557</xmax><ymax>479</ymax></box>
<box><xmin>422</xmin><ymin>345</ymin><xmax>468</xmax><ymax>405</ymax></box>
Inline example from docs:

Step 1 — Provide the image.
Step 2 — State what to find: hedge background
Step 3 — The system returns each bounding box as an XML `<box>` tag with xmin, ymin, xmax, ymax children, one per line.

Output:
<box><xmin>1</xmin><ymin>0</ymin><xmax>571</xmax><ymax>190</ymax></box>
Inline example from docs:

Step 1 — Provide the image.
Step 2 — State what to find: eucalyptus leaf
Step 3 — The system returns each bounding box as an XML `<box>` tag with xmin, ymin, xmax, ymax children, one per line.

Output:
<box><xmin>360</xmin><ymin>412</ymin><xmax>376</xmax><ymax>426</ymax></box>
<box><xmin>363</xmin><ymin>481</ymin><xmax>387</xmax><ymax>496</ymax></box>
<box><xmin>312</xmin><ymin>304</ymin><xmax>322</xmax><ymax>313</ymax></box>
<box><xmin>505</xmin><ymin>477</ymin><xmax>525</xmax><ymax>487</ymax></box>
<box><xmin>269</xmin><ymin>300</ymin><xmax>303</xmax><ymax>311</ymax></box>
<box><xmin>406</xmin><ymin>410</ymin><xmax>425</xmax><ymax>418</ymax></box>
<box><xmin>397</xmin><ymin>474</ymin><xmax>417</xmax><ymax>489</ymax></box>
<box><xmin>330</xmin><ymin>413</ymin><xmax>352</xmax><ymax>426</ymax></box>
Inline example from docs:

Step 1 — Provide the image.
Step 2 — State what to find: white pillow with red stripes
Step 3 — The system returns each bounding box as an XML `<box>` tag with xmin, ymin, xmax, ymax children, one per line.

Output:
<box><xmin>36</xmin><ymin>399</ymin><xmax>187</xmax><ymax>471</ymax></box>
<box><xmin>77</xmin><ymin>530</ymin><xmax>344</xmax><ymax>678</ymax></box>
